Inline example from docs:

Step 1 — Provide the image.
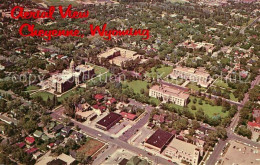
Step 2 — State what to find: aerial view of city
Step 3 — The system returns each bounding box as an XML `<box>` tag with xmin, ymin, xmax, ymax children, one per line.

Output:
<box><xmin>0</xmin><ymin>0</ymin><xmax>259</xmax><ymax>164</ymax></box>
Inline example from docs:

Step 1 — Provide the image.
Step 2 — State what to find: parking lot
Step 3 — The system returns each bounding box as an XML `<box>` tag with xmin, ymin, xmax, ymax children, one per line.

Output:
<box><xmin>130</xmin><ymin>127</ymin><xmax>155</xmax><ymax>147</ymax></box>
<box><xmin>102</xmin><ymin>148</ymin><xmax>136</xmax><ymax>164</ymax></box>
<box><xmin>222</xmin><ymin>140</ymin><xmax>260</xmax><ymax>165</ymax></box>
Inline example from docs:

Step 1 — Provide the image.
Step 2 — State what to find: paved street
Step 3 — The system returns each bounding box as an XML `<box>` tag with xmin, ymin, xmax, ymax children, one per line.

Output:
<box><xmin>92</xmin><ymin>144</ymin><xmax>118</xmax><ymax>165</ymax></box>
<box><xmin>119</xmin><ymin>99</ymin><xmax>154</xmax><ymax>141</ymax></box>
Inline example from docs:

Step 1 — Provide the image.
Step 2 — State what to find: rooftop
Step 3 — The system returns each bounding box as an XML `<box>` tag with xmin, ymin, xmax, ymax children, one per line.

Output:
<box><xmin>57</xmin><ymin>153</ymin><xmax>75</xmax><ymax>164</ymax></box>
<box><xmin>96</xmin><ymin>112</ymin><xmax>122</xmax><ymax>128</ymax></box>
<box><xmin>150</xmin><ymin>85</ymin><xmax>190</xmax><ymax>100</ymax></box>
<box><xmin>98</xmin><ymin>47</ymin><xmax>137</xmax><ymax>58</ymax></box>
<box><xmin>172</xmin><ymin>66</ymin><xmax>210</xmax><ymax>78</ymax></box>
<box><xmin>145</xmin><ymin>129</ymin><xmax>174</xmax><ymax>149</ymax></box>
<box><xmin>165</xmin><ymin>138</ymin><xmax>198</xmax><ymax>156</ymax></box>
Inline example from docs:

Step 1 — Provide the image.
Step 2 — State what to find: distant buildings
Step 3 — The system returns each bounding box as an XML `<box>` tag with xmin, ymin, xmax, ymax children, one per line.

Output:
<box><xmin>149</xmin><ymin>84</ymin><xmax>189</xmax><ymax>106</ymax></box>
<box><xmin>163</xmin><ymin>138</ymin><xmax>200</xmax><ymax>165</ymax></box>
<box><xmin>47</xmin><ymin>60</ymin><xmax>94</xmax><ymax>93</ymax></box>
<box><xmin>170</xmin><ymin>66</ymin><xmax>212</xmax><ymax>88</ymax></box>
<box><xmin>98</xmin><ymin>47</ymin><xmax>142</xmax><ymax>67</ymax></box>
<box><xmin>144</xmin><ymin>129</ymin><xmax>174</xmax><ymax>153</ymax></box>
<box><xmin>95</xmin><ymin>112</ymin><xmax>123</xmax><ymax>130</ymax></box>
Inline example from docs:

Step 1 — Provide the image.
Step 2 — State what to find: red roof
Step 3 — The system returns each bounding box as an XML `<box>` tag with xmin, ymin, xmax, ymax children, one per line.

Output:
<box><xmin>108</xmin><ymin>98</ymin><xmax>117</xmax><ymax>104</ymax></box>
<box><xmin>99</xmin><ymin>106</ymin><xmax>106</xmax><ymax>111</ymax></box>
<box><xmin>248</xmin><ymin>122</ymin><xmax>260</xmax><ymax>128</ymax></box>
<box><xmin>16</xmin><ymin>142</ymin><xmax>25</xmax><ymax>148</ymax></box>
<box><xmin>95</xmin><ymin>94</ymin><xmax>104</xmax><ymax>100</ymax></box>
<box><xmin>120</xmin><ymin>112</ymin><xmax>137</xmax><ymax>120</ymax></box>
<box><xmin>93</xmin><ymin>104</ymin><xmax>99</xmax><ymax>109</ymax></box>
<box><xmin>48</xmin><ymin>143</ymin><xmax>54</xmax><ymax>148</ymax></box>
<box><xmin>255</xmin><ymin>117</ymin><xmax>260</xmax><ymax>124</ymax></box>
<box><xmin>25</xmin><ymin>137</ymin><xmax>35</xmax><ymax>144</ymax></box>
<box><xmin>153</xmin><ymin>114</ymin><xmax>165</xmax><ymax>123</ymax></box>
<box><xmin>26</xmin><ymin>147</ymin><xmax>38</xmax><ymax>154</ymax></box>
<box><xmin>57</xmin><ymin>55</ymin><xmax>64</xmax><ymax>59</ymax></box>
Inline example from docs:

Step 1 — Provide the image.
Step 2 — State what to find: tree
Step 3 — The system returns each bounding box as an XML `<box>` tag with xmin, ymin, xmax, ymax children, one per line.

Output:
<box><xmin>41</xmin><ymin>115</ymin><xmax>51</xmax><ymax>127</ymax></box>
<box><xmin>192</xmin><ymin>120</ymin><xmax>200</xmax><ymax>129</ymax></box>
<box><xmin>237</xmin><ymin>125</ymin><xmax>252</xmax><ymax>139</ymax></box>
<box><xmin>216</xmin><ymin>126</ymin><xmax>227</xmax><ymax>140</ymax></box>
<box><xmin>191</xmin><ymin>105</ymin><xmax>196</xmax><ymax>110</ymax></box>
<box><xmin>195</xmin><ymin>108</ymin><xmax>205</xmax><ymax>121</ymax></box>
<box><xmin>198</xmin><ymin>99</ymin><xmax>203</xmax><ymax>105</ymax></box>
<box><xmin>63</xmin><ymin>117</ymin><xmax>71</xmax><ymax>126</ymax></box>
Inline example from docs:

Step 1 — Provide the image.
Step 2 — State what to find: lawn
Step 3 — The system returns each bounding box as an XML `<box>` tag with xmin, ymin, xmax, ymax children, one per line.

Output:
<box><xmin>77</xmin><ymin>138</ymin><xmax>105</xmax><ymax>157</ymax></box>
<box><xmin>123</xmin><ymin>80</ymin><xmax>149</xmax><ymax>94</ymax></box>
<box><xmin>88</xmin><ymin>72</ymin><xmax>112</xmax><ymax>86</ymax></box>
<box><xmin>31</xmin><ymin>91</ymin><xmax>54</xmax><ymax>101</ymax></box>
<box><xmin>58</xmin><ymin>87</ymin><xmax>85</xmax><ymax>102</ymax></box>
<box><xmin>230</xmin><ymin>92</ymin><xmax>238</xmax><ymax>102</ymax></box>
<box><xmin>186</xmin><ymin>82</ymin><xmax>207</xmax><ymax>92</ymax></box>
<box><xmin>188</xmin><ymin>96</ymin><xmax>228</xmax><ymax>118</ymax></box>
<box><xmin>123</xmin><ymin>80</ymin><xmax>160</xmax><ymax>106</ymax></box>
<box><xmin>87</xmin><ymin>63</ymin><xmax>108</xmax><ymax>75</ymax></box>
<box><xmin>145</xmin><ymin>65</ymin><xmax>173</xmax><ymax>79</ymax></box>
<box><xmin>164</xmin><ymin>78</ymin><xmax>185</xmax><ymax>85</ymax></box>
<box><xmin>26</xmin><ymin>85</ymin><xmax>40</xmax><ymax>91</ymax></box>
<box><xmin>214</xmin><ymin>79</ymin><xmax>229</xmax><ymax>89</ymax></box>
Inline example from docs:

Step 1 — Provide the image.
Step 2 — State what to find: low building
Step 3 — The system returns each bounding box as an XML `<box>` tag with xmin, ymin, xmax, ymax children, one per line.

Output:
<box><xmin>163</xmin><ymin>138</ymin><xmax>200</xmax><ymax>165</ymax></box>
<box><xmin>56</xmin><ymin>153</ymin><xmax>76</xmax><ymax>165</ymax></box>
<box><xmin>170</xmin><ymin>66</ymin><xmax>212</xmax><ymax>88</ymax></box>
<box><xmin>120</xmin><ymin>112</ymin><xmax>137</xmax><ymax>120</ymax></box>
<box><xmin>95</xmin><ymin>112</ymin><xmax>123</xmax><ymax>130</ymax></box>
<box><xmin>144</xmin><ymin>129</ymin><xmax>174</xmax><ymax>153</ymax></box>
<box><xmin>47</xmin><ymin>153</ymin><xmax>76</xmax><ymax>165</ymax></box>
<box><xmin>149</xmin><ymin>84</ymin><xmax>189</xmax><ymax>106</ymax></box>
<box><xmin>33</xmin><ymin>130</ymin><xmax>43</xmax><ymax>138</ymax></box>
<box><xmin>25</xmin><ymin>136</ymin><xmax>35</xmax><ymax>145</ymax></box>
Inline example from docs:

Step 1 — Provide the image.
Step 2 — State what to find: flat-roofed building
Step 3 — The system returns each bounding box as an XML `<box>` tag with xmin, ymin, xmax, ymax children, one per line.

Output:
<box><xmin>163</xmin><ymin>138</ymin><xmax>200</xmax><ymax>165</ymax></box>
<box><xmin>170</xmin><ymin>66</ymin><xmax>212</xmax><ymax>88</ymax></box>
<box><xmin>95</xmin><ymin>112</ymin><xmax>123</xmax><ymax>130</ymax></box>
<box><xmin>144</xmin><ymin>129</ymin><xmax>174</xmax><ymax>153</ymax></box>
<box><xmin>98</xmin><ymin>47</ymin><xmax>142</xmax><ymax>67</ymax></box>
<box><xmin>149</xmin><ymin>84</ymin><xmax>189</xmax><ymax>106</ymax></box>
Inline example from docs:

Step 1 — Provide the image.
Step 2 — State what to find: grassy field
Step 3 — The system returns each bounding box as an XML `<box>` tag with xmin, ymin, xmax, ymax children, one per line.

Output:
<box><xmin>165</xmin><ymin>78</ymin><xmax>185</xmax><ymax>85</ymax></box>
<box><xmin>88</xmin><ymin>72</ymin><xmax>112</xmax><ymax>86</ymax></box>
<box><xmin>123</xmin><ymin>80</ymin><xmax>160</xmax><ymax>106</ymax></box>
<box><xmin>146</xmin><ymin>65</ymin><xmax>173</xmax><ymax>79</ymax></box>
<box><xmin>229</xmin><ymin>92</ymin><xmax>238</xmax><ymax>102</ymax></box>
<box><xmin>26</xmin><ymin>85</ymin><xmax>40</xmax><ymax>91</ymax></box>
<box><xmin>58</xmin><ymin>87</ymin><xmax>85</xmax><ymax>102</ymax></box>
<box><xmin>188</xmin><ymin>96</ymin><xmax>228</xmax><ymax>118</ymax></box>
<box><xmin>77</xmin><ymin>138</ymin><xmax>105</xmax><ymax>156</ymax></box>
<box><xmin>87</xmin><ymin>63</ymin><xmax>108</xmax><ymax>75</ymax></box>
<box><xmin>214</xmin><ymin>79</ymin><xmax>229</xmax><ymax>89</ymax></box>
<box><xmin>31</xmin><ymin>91</ymin><xmax>54</xmax><ymax>101</ymax></box>
<box><xmin>186</xmin><ymin>82</ymin><xmax>207</xmax><ymax>92</ymax></box>
<box><xmin>213</xmin><ymin>80</ymin><xmax>238</xmax><ymax>102</ymax></box>
<box><xmin>123</xmin><ymin>80</ymin><xmax>149</xmax><ymax>94</ymax></box>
